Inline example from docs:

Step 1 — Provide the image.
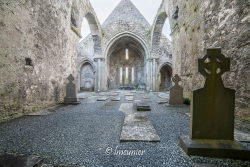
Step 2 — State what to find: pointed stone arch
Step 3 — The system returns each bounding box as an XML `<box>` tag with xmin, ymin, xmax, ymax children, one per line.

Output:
<box><xmin>104</xmin><ymin>32</ymin><xmax>150</xmax><ymax>60</ymax></box>
<box><xmin>158</xmin><ymin>62</ymin><xmax>173</xmax><ymax>91</ymax></box>
<box><xmin>151</xmin><ymin>11</ymin><xmax>168</xmax><ymax>56</ymax></box>
<box><xmin>78</xmin><ymin>59</ymin><xmax>96</xmax><ymax>92</ymax></box>
<box><xmin>104</xmin><ymin>32</ymin><xmax>150</xmax><ymax>90</ymax></box>
<box><xmin>82</xmin><ymin>12</ymin><xmax>102</xmax><ymax>56</ymax></box>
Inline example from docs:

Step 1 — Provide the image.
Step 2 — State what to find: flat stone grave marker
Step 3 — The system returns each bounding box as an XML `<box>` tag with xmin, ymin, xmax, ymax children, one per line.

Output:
<box><xmin>97</xmin><ymin>96</ymin><xmax>109</xmax><ymax>101</ymax></box>
<box><xmin>119</xmin><ymin>103</ymin><xmax>160</xmax><ymax>142</ymax></box>
<box><xmin>133</xmin><ymin>100</ymin><xmax>141</xmax><ymax>103</ymax></box>
<box><xmin>63</xmin><ymin>74</ymin><xmax>80</xmax><ymax>105</ymax></box>
<box><xmin>169</xmin><ymin>74</ymin><xmax>183</xmax><ymax>104</ymax></box>
<box><xmin>111</xmin><ymin>97</ymin><xmax>121</xmax><ymax>101</ymax></box>
<box><xmin>125</xmin><ymin>93</ymin><xmax>134</xmax><ymax>96</ymax></box>
<box><xmin>143</xmin><ymin>95</ymin><xmax>149</xmax><ymax>99</ymax></box>
<box><xmin>125</xmin><ymin>95</ymin><xmax>134</xmax><ymax>101</ymax></box>
<box><xmin>120</xmin><ymin>113</ymin><xmax>160</xmax><ymax>142</ymax></box>
<box><xmin>102</xmin><ymin>101</ymin><xmax>118</xmax><ymax>110</ymax></box>
<box><xmin>157</xmin><ymin>101</ymin><xmax>168</xmax><ymax>104</ymax></box>
<box><xmin>179</xmin><ymin>48</ymin><xmax>250</xmax><ymax>160</ymax></box>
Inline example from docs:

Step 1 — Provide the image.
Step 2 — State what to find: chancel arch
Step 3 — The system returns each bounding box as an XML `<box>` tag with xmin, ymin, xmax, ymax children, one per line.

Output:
<box><xmin>105</xmin><ymin>33</ymin><xmax>149</xmax><ymax>90</ymax></box>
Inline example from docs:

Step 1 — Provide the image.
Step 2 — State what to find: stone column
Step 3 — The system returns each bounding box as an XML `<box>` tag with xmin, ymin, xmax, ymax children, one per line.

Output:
<box><xmin>147</xmin><ymin>58</ymin><xmax>159</xmax><ymax>91</ymax></box>
<box><xmin>146</xmin><ymin>60</ymin><xmax>153</xmax><ymax>91</ymax></box>
<box><xmin>152</xmin><ymin>58</ymin><xmax>159</xmax><ymax>92</ymax></box>
<box><xmin>94</xmin><ymin>57</ymin><xmax>105</xmax><ymax>92</ymax></box>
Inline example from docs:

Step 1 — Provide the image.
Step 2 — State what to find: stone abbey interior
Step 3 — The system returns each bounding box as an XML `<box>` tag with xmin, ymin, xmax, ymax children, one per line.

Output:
<box><xmin>0</xmin><ymin>0</ymin><xmax>249</xmax><ymax>166</ymax></box>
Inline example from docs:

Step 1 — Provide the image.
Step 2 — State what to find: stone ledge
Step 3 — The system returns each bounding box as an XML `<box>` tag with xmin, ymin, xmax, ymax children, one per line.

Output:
<box><xmin>179</xmin><ymin>136</ymin><xmax>250</xmax><ymax>160</ymax></box>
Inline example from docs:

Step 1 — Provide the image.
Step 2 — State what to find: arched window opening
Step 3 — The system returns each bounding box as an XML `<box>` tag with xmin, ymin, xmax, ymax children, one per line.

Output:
<box><xmin>81</xmin><ymin>17</ymin><xmax>91</xmax><ymax>40</ymax></box>
<box><xmin>162</xmin><ymin>18</ymin><xmax>172</xmax><ymax>41</ymax></box>
<box><xmin>125</xmin><ymin>48</ymin><xmax>129</xmax><ymax>60</ymax></box>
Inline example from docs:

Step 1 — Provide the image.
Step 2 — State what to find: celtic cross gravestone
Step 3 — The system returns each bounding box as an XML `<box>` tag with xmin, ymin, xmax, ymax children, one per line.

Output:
<box><xmin>64</xmin><ymin>74</ymin><xmax>80</xmax><ymax>105</ymax></box>
<box><xmin>179</xmin><ymin>48</ymin><xmax>250</xmax><ymax>160</ymax></box>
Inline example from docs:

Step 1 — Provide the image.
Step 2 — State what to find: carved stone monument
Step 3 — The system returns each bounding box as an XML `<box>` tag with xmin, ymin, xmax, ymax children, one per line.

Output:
<box><xmin>64</xmin><ymin>74</ymin><xmax>80</xmax><ymax>105</ymax></box>
<box><xmin>179</xmin><ymin>48</ymin><xmax>250</xmax><ymax>160</ymax></box>
<box><xmin>169</xmin><ymin>74</ymin><xmax>183</xmax><ymax>104</ymax></box>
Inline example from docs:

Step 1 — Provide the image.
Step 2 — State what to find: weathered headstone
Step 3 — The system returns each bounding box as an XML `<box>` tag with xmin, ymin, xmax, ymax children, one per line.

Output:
<box><xmin>179</xmin><ymin>48</ymin><xmax>250</xmax><ymax>160</ymax></box>
<box><xmin>169</xmin><ymin>74</ymin><xmax>183</xmax><ymax>104</ymax></box>
<box><xmin>63</xmin><ymin>74</ymin><xmax>80</xmax><ymax>105</ymax></box>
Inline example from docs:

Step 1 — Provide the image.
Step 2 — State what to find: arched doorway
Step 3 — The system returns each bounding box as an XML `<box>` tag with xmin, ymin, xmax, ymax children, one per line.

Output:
<box><xmin>159</xmin><ymin>63</ymin><xmax>172</xmax><ymax>91</ymax></box>
<box><xmin>79</xmin><ymin>62</ymin><xmax>95</xmax><ymax>92</ymax></box>
<box><xmin>106</xmin><ymin>35</ymin><xmax>147</xmax><ymax>90</ymax></box>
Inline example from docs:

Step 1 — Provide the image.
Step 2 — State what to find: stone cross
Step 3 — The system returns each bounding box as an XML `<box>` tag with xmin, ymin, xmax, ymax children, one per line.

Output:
<box><xmin>169</xmin><ymin>74</ymin><xmax>183</xmax><ymax>104</ymax></box>
<box><xmin>191</xmin><ymin>48</ymin><xmax>234</xmax><ymax>140</ymax></box>
<box><xmin>64</xmin><ymin>74</ymin><xmax>80</xmax><ymax>105</ymax></box>
<box><xmin>172</xmin><ymin>74</ymin><xmax>181</xmax><ymax>86</ymax></box>
<box><xmin>179</xmin><ymin>48</ymin><xmax>250</xmax><ymax>160</ymax></box>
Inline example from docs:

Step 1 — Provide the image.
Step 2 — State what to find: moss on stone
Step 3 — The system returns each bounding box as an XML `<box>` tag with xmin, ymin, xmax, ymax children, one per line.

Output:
<box><xmin>0</xmin><ymin>102</ymin><xmax>57</xmax><ymax>123</ymax></box>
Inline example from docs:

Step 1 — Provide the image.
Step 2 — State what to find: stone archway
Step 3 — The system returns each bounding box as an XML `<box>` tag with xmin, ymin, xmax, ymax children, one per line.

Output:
<box><xmin>159</xmin><ymin>63</ymin><xmax>172</xmax><ymax>91</ymax></box>
<box><xmin>79</xmin><ymin>61</ymin><xmax>95</xmax><ymax>92</ymax></box>
<box><xmin>84</xmin><ymin>12</ymin><xmax>102</xmax><ymax>56</ymax></box>
<box><xmin>106</xmin><ymin>34</ymin><xmax>148</xmax><ymax>90</ymax></box>
<box><xmin>151</xmin><ymin>12</ymin><xmax>168</xmax><ymax>56</ymax></box>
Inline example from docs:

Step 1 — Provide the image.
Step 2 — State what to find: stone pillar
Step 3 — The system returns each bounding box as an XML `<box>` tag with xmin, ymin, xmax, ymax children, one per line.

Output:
<box><xmin>146</xmin><ymin>60</ymin><xmax>152</xmax><ymax>91</ymax></box>
<box><xmin>152</xmin><ymin>58</ymin><xmax>159</xmax><ymax>92</ymax></box>
<box><xmin>94</xmin><ymin>57</ymin><xmax>105</xmax><ymax>92</ymax></box>
<box><xmin>146</xmin><ymin>58</ymin><xmax>158</xmax><ymax>91</ymax></box>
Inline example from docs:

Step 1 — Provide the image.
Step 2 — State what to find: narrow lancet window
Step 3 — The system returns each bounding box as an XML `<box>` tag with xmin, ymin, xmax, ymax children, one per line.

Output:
<box><xmin>131</xmin><ymin>67</ymin><xmax>134</xmax><ymax>83</ymax></box>
<box><xmin>125</xmin><ymin>48</ymin><xmax>129</xmax><ymax>60</ymax></box>
<box><xmin>120</xmin><ymin>67</ymin><xmax>123</xmax><ymax>83</ymax></box>
<box><xmin>125</xmin><ymin>67</ymin><xmax>129</xmax><ymax>84</ymax></box>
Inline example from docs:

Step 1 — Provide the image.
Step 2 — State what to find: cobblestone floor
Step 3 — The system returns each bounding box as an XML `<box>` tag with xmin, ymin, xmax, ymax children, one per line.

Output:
<box><xmin>0</xmin><ymin>91</ymin><xmax>249</xmax><ymax>167</ymax></box>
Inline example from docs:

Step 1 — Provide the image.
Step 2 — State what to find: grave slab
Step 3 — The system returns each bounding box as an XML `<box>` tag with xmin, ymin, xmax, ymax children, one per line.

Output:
<box><xmin>120</xmin><ymin>113</ymin><xmax>160</xmax><ymax>142</ymax></box>
<box><xmin>125</xmin><ymin>96</ymin><xmax>134</xmax><ymax>101</ymax></box>
<box><xmin>157</xmin><ymin>101</ymin><xmax>168</xmax><ymax>104</ymax></box>
<box><xmin>119</xmin><ymin>103</ymin><xmax>160</xmax><ymax>142</ymax></box>
<box><xmin>102</xmin><ymin>101</ymin><xmax>118</xmax><ymax>110</ymax></box>
<box><xmin>97</xmin><ymin>96</ymin><xmax>109</xmax><ymax>101</ymax></box>
<box><xmin>111</xmin><ymin>97</ymin><xmax>121</xmax><ymax>101</ymax></box>
<box><xmin>125</xmin><ymin>94</ymin><xmax>134</xmax><ymax>96</ymax></box>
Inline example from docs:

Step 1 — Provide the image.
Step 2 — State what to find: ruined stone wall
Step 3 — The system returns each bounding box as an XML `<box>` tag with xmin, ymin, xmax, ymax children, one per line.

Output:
<box><xmin>0</xmin><ymin>0</ymin><xmax>98</xmax><ymax>121</ymax></box>
<box><xmin>164</xmin><ymin>0</ymin><xmax>250</xmax><ymax>119</ymax></box>
<box><xmin>204</xmin><ymin>0</ymin><xmax>250</xmax><ymax>119</ymax></box>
